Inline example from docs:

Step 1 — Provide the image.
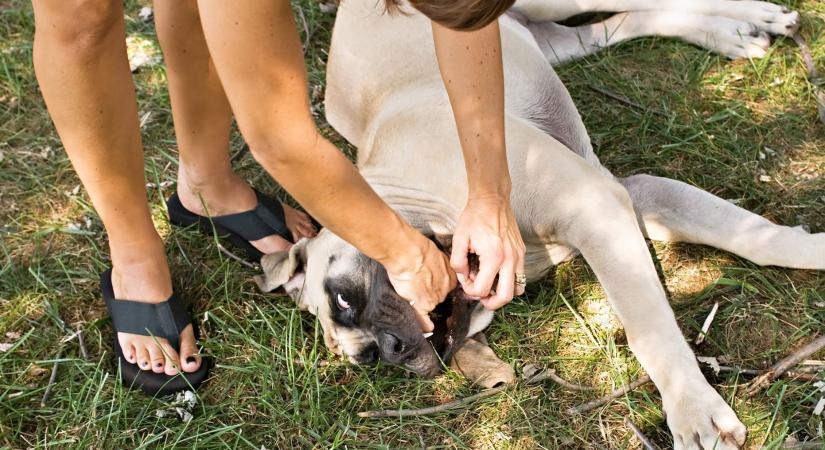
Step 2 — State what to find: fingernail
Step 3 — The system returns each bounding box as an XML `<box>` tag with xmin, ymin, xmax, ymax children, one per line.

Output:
<box><xmin>422</xmin><ymin>332</ymin><xmax>433</xmax><ymax>338</ymax></box>
<box><xmin>186</xmin><ymin>356</ymin><xmax>197</xmax><ymax>364</ymax></box>
<box><xmin>456</xmin><ymin>273</ymin><xmax>466</xmax><ymax>285</ymax></box>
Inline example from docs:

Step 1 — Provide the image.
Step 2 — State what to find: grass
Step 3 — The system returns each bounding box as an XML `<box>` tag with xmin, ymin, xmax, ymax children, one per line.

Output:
<box><xmin>1</xmin><ymin>0</ymin><xmax>824</xmax><ymax>448</ymax></box>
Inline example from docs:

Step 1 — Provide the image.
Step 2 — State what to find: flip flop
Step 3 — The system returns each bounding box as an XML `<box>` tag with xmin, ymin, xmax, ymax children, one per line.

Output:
<box><xmin>166</xmin><ymin>189</ymin><xmax>294</xmax><ymax>263</ymax></box>
<box><xmin>102</xmin><ymin>269</ymin><xmax>210</xmax><ymax>396</ymax></box>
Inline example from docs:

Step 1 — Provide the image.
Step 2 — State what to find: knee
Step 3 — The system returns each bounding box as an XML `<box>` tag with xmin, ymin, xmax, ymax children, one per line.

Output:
<box><xmin>35</xmin><ymin>0</ymin><xmax>122</xmax><ymax>52</ymax></box>
<box><xmin>570</xmin><ymin>177</ymin><xmax>637</xmax><ymax>227</ymax></box>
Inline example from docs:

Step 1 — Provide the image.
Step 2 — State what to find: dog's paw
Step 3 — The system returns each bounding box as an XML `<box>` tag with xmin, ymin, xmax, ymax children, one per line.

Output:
<box><xmin>726</xmin><ymin>1</ymin><xmax>800</xmax><ymax>37</ymax></box>
<box><xmin>664</xmin><ymin>384</ymin><xmax>747</xmax><ymax>450</ymax></box>
<box><xmin>707</xmin><ymin>19</ymin><xmax>772</xmax><ymax>59</ymax></box>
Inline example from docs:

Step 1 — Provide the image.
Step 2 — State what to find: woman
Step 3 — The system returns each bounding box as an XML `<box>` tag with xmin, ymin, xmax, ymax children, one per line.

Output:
<box><xmin>31</xmin><ymin>0</ymin><xmax>525</xmax><ymax>395</ymax></box>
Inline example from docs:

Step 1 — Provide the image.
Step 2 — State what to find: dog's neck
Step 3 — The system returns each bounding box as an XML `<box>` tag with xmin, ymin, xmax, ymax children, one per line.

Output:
<box><xmin>366</xmin><ymin>179</ymin><xmax>461</xmax><ymax>242</ymax></box>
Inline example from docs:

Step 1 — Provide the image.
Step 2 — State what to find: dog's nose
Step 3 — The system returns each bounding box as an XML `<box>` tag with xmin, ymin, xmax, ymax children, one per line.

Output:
<box><xmin>377</xmin><ymin>332</ymin><xmax>412</xmax><ymax>364</ymax></box>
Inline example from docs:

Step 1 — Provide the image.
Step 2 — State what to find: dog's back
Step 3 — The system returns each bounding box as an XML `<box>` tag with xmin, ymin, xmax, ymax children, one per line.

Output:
<box><xmin>325</xmin><ymin>0</ymin><xmax>602</xmax><ymax>172</ymax></box>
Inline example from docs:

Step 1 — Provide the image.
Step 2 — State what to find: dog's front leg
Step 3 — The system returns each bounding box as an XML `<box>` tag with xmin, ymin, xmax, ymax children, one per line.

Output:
<box><xmin>560</xmin><ymin>178</ymin><xmax>747</xmax><ymax>450</ymax></box>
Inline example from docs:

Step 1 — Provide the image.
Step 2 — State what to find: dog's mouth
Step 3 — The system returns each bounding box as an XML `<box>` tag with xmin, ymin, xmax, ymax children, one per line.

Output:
<box><xmin>425</xmin><ymin>288</ymin><xmax>476</xmax><ymax>362</ymax></box>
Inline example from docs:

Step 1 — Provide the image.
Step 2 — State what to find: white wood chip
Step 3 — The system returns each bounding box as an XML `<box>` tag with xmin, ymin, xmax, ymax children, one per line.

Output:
<box><xmin>813</xmin><ymin>397</ymin><xmax>825</xmax><ymax>416</ymax></box>
<box><xmin>695</xmin><ymin>302</ymin><xmax>719</xmax><ymax>345</ymax></box>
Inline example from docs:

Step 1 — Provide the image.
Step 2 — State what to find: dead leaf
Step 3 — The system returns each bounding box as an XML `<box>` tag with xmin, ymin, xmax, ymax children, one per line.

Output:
<box><xmin>697</xmin><ymin>356</ymin><xmax>721</xmax><ymax>375</ymax></box>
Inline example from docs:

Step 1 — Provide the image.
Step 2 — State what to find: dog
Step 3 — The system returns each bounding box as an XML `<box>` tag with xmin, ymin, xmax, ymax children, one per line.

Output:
<box><xmin>256</xmin><ymin>0</ymin><xmax>820</xmax><ymax>448</ymax></box>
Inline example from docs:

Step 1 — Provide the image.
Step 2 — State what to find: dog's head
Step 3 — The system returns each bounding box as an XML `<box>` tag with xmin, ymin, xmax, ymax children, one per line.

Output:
<box><xmin>255</xmin><ymin>230</ymin><xmax>489</xmax><ymax>377</ymax></box>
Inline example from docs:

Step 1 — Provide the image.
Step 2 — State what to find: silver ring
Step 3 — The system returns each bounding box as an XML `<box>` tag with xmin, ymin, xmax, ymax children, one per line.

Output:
<box><xmin>515</xmin><ymin>273</ymin><xmax>527</xmax><ymax>286</ymax></box>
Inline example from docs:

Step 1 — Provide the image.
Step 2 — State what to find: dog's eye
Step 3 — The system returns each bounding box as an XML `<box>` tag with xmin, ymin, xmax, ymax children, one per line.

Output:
<box><xmin>336</xmin><ymin>293</ymin><xmax>351</xmax><ymax>310</ymax></box>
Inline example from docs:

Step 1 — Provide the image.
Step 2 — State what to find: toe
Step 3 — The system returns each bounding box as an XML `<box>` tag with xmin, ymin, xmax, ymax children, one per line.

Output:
<box><xmin>146</xmin><ymin>343</ymin><xmax>166</xmax><ymax>374</ymax></box>
<box><xmin>713</xmin><ymin>412</ymin><xmax>748</xmax><ymax>447</ymax></box>
<box><xmin>135</xmin><ymin>345</ymin><xmax>151</xmax><ymax>372</ymax></box>
<box><xmin>178</xmin><ymin>325</ymin><xmax>201</xmax><ymax>373</ymax></box>
<box><xmin>158</xmin><ymin>340</ymin><xmax>182</xmax><ymax>376</ymax></box>
<box><xmin>118</xmin><ymin>334</ymin><xmax>137</xmax><ymax>364</ymax></box>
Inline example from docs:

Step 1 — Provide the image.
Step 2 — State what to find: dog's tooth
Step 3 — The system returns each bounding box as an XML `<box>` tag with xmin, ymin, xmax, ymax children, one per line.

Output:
<box><xmin>422</xmin><ymin>332</ymin><xmax>433</xmax><ymax>338</ymax></box>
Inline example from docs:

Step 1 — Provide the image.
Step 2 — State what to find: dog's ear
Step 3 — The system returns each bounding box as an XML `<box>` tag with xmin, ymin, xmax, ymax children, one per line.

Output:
<box><xmin>254</xmin><ymin>238</ymin><xmax>309</xmax><ymax>300</ymax></box>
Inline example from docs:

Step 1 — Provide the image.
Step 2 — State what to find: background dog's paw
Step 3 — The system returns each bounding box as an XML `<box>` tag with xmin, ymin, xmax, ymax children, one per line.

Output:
<box><xmin>726</xmin><ymin>2</ymin><xmax>800</xmax><ymax>37</ymax></box>
<box><xmin>665</xmin><ymin>386</ymin><xmax>747</xmax><ymax>450</ymax></box>
<box><xmin>713</xmin><ymin>24</ymin><xmax>771</xmax><ymax>59</ymax></box>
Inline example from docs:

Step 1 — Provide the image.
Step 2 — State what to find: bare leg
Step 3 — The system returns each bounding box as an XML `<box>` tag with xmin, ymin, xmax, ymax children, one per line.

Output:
<box><xmin>621</xmin><ymin>174</ymin><xmax>825</xmax><ymax>270</ymax></box>
<box><xmin>31</xmin><ymin>0</ymin><xmax>198</xmax><ymax>374</ymax></box>
<box><xmin>527</xmin><ymin>10</ymin><xmax>773</xmax><ymax>64</ymax></box>
<box><xmin>153</xmin><ymin>0</ymin><xmax>316</xmax><ymax>252</ymax></box>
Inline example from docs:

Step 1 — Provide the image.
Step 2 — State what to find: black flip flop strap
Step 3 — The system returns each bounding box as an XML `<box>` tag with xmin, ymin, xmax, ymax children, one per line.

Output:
<box><xmin>212</xmin><ymin>191</ymin><xmax>292</xmax><ymax>242</ymax></box>
<box><xmin>105</xmin><ymin>294</ymin><xmax>190</xmax><ymax>350</ymax></box>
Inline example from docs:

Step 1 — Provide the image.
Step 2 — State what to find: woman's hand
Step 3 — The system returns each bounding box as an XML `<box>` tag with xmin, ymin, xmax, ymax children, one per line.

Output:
<box><xmin>451</xmin><ymin>194</ymin><xmax>526</xmax><ymax>310</ymax></box>
<box><xmin>385</xmin><ymin>235</ymin><xmax>457</xmax><ymax>332</ymax></box>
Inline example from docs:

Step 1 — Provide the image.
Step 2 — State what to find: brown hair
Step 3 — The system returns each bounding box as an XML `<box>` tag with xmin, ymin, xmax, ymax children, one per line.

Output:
<box><xmin>385</xmin><ymin>0</ymin><xmax>516</xmax><ymax>31</ymax></box>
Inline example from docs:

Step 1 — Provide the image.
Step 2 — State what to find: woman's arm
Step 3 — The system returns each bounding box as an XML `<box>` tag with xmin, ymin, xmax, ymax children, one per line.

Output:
<box><xmin>432</xmin><ymin>20</ymin><xmax>526</xmax><ymax>309</ymax></box>
<box><xmin>196</xmin><ymin>0</ymin><xmax>454</xmax><ymax>331</ymax></box>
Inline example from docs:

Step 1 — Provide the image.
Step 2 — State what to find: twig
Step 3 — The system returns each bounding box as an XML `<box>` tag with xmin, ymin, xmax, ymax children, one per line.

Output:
<box><xmin>625</xmin><ymin>417</ymin><xmax>662</xmax><ymax>450</ymax></box>
<box><xmin>357</xmin><ymin>382</ymin><xmax>509</xmax><ymax>418</ymax></box>
<box><xmin>297</xmin><ymin>6</ymin><xmax>312</xmax><ymax>55</ymax></box>
<box><xmin>567</xmin><ymin>374</ymin><xmax>652</xmax><ymax>414</ymax></box>
<box><xmin>229</xmin><ymin>143</ymin><xmax>249</xmax><ymax>164</ymax></box>
<box><xmin>217</xmin><ymin>243</ymin><xmax>259</xmax><ymax>270</ymax></box>
<box><xmin>40</xmin><ymin>348</ymin><xmax>62</xmax><ymax>407</ymax></box>
<box><xmin>746</xmin><ymin>334</ymin><xmax>825</xmax><ymax>396</ymax></box>
<box><xmin>76</xmin><ymin>324</ymin><xmax>89</xmax><ymax>360</ymax></box>
<box><xmin>357</xmin><ymin>364</ymin><xmax>589</xmax><ymax>418</ymax></box>
<box><xmin>526</xmin><ymin>368</ymin><xmax>594</xmax><ymax>392</ymax></box>
<box><xmin>293</xmin><ymin>358</ymin><xmax>329</xmax><ymax>368</ymax></box>
<box><xmin>588</xmin><ymin>84</ymin><xmax>667</xmax><ymax>117</ymax></box>
<box><xmin>792</xmin><ymin>33</ymin><xmax>825</xmax><ymax>127</ymax></box>
<box><xmin>777</xmin><ymin>441</ymin><xmax>825</xmax><ymax>449</ymax></box>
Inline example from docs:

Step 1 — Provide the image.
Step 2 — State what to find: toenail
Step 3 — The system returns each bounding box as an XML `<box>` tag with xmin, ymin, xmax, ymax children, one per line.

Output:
<box><xmin>155</xmin><ymin>362</ymin><xmax>163</xmax><ymax>368</ymax></box>
<box><xmin>140</xmin><ymin>361</ymin><xmax>149</xmax><ymax>368</ymax></box>
<box><xmin>186</xmin><ymin>356</ymin><xmax>197</xmax><ymax>364</ymax></box>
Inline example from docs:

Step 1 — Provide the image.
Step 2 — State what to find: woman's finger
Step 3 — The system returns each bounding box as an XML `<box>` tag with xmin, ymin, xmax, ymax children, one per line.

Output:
<box><xmin>449</xmin><ymin>232</ymin><xmax>471</xmax><ymax>284</ymax></box>
<box><xmin>482</xmin><ymin>250</ymin><xmax>515</xmax><ymax>310</ymax></box>
<box><xmin>464</xmin><ymin>241</ymin><xmax>503</xmax><ymax>298</ymax></box>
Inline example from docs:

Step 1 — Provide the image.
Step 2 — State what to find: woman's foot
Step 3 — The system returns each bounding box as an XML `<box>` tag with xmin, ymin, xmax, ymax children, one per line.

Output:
<box><xmin>177</xmin><ymin>169</ymin><xmax>317</xmax><ymax>254</ymax></box>
<box><xmin>110</xmin><ymin>236</ymin><xmax>201</xmax><ymax>375</ymax></box>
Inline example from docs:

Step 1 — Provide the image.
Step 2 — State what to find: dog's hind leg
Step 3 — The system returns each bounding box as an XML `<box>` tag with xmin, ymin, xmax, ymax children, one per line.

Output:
<box><xmin>514</xmin><ymin>0</ymin><xmax>799</xmax><ymax>37</ymax></box>
<box><xmin>620</xmin><ymin>174</ymin><xmax>825</xmax><ymax>270</ymax></box>
<box><xmin>527</xmin><ymin>10</ymin><xmax>773</xmax><ymax>64</ymax></box>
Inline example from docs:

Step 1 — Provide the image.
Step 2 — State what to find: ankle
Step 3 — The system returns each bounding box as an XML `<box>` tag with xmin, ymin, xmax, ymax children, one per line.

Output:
<box><xmin>176</xmin><ymin>167</ymin><xmax>256</xmax><ymax>216</ymax></box>
<box><xmin>178</xmin><ymin>162</ymin><xmax>236</xmax><ymax>192</ymax></box>
<box><xmin>109</xmin><ymin>235</ymin><xmax>172</xmax><ymax>302</ymax></box>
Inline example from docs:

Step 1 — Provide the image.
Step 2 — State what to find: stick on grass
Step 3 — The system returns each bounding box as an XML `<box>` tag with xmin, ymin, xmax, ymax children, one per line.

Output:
<box><xmin>792</xmin><ymin>33</ymin><xmax>825</xmax><ymax>127</ymax></box>
<box><xmin>746</xmin><ymin>334</ymin><xmax>825</xmax><ymax>396</ymax></box>
<box><xmin>625</xmin><ymin>417</ymin><xmax>662</xmax><ymax>450</ymax></box>
<box><xmin>358</xmin><ymin>365</ymin><xmax>591</xmax><ymax>418</ymax></box>
<box><xmin>40</xmin><ymin>349</ymin><xmax>62</xmax><ymax>407</ymax></box>
<box><xmin>568</xmin><ymin>374</ymin><xmax>652</xmax><ymax>415</ymax></box>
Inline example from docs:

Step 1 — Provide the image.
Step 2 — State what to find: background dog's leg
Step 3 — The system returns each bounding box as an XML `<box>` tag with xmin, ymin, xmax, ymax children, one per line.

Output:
<box><xmin>620</xmin><ymin>174</ymin><xmax>825</xmax><ymax>270</ymax></box>
<box><xmin>515</xmin><ymin>0</ymin><xmax>798</xmax><ymax>37</ymax></box>
<box><xmin>557</xmin><ymin>175</ymin><xmax>747</xmax><ymax>450</ymax></box>
<box><xmin>528</xmin><ymin>10</ymin><xmax>773</xmax><ymax>64</ymax></box>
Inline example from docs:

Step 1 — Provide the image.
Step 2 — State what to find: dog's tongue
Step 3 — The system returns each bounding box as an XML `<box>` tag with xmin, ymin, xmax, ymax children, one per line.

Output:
<box><xmin>426</xmin><ymin>288</ymin><xmax>476</xmax><ymax>361</ymax></box>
